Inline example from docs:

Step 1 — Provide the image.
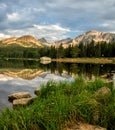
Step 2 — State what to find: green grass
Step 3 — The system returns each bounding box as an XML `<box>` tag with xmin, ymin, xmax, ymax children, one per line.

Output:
<box><xmin>0</xmin><ymin>76</ymin><xmax>115</xmax><ymax>130</ymax></box>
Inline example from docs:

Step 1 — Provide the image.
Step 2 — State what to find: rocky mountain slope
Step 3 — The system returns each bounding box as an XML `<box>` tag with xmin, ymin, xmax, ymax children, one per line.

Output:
<box><xmin>39</xmin><ymin>37</ymin><xmax>72</xmax><ymax>48</ymax></box>
<box><xmin>0</xmin><ymin>35</ymin><xmax>43</xmax><ymax>48</ymax></box>
<box><xmin>49</xmin><ymin>30</ymin><xmax>115</xmax><ymax>48</ymax></box>
<box><xmin>55</xmin><ymin>38</ymin><xmax>72</xmax><ymax>44</ymax></box>
<box><xmin>55</xmin><ymin>38</ymin><xmax>72</xmax><ymax>48</ymax></box>
<box><xmin>38</xmin><ymin>37</ymin><xmax>51</xmax><ymax>46</ymax></box>
<box><xmin>72</xmin><ymin>30</ymin><xmax>115</xmax><ymax>46</ymax></box>
<box><xmin>0</xmin><ymin>30</ymin><xmax>115</xmax><ymax>48</ymax></box>
<box><xmin>39</xmin><ymin>37</ymin><xmax>48</xmax><ymax>43</ymax></box>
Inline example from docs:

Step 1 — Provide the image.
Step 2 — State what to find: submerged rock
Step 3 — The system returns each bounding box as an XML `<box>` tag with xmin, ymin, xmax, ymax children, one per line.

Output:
<box><xmin>8</xmin><ymin>92</ymin><xmax>31</xmax><ymax>102</ymax></box>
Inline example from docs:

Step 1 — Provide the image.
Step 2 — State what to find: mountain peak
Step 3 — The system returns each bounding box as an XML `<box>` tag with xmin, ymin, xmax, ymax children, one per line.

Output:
<box><xmin>85</xmin><ymin>30</ymin><xmax>100</xmax><ymax>35</ymax></box>
<box><xmin>0</xmin><ymin>35</ymin><xmax>43</xmax><ymax>47</ymax></box>
<box><xmin>72</xmin><ymin>30</ymin><xmax>115</xmax><ymax>45</ymax></box>
<box><xmin>86</xmin><ymin>30</ymin><xmax>99</xmax><ymax>33</ymax></box>
<box><xmin>17</xmin><ymin>35</ymin><xmax>38</xmax><ymax>42</ymax></box>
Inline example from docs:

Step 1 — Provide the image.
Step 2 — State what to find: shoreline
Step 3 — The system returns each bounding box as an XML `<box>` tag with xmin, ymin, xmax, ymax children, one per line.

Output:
<box><xmin>0</xmin><ymin>57</ymin><xmax>115</xmax><ymax>64</ymax></box>
<box><xmin>52</xmin><ymin>57</ymin><xmax>115</xmax><ymax>64</ymax></box>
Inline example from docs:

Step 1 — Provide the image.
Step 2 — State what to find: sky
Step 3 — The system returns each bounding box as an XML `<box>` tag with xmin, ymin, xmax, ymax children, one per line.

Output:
<box><xmin>0</xmin><ymin>0</ymin><xmax>115</xmax><ymax>41</ymax></box>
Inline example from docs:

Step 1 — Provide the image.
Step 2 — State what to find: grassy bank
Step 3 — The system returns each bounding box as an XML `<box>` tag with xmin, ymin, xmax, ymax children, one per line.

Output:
<box><xmin>52</xmin><ymin>58</ymin><xmax>115</xmax><ymax>64</ymax></box>
<box><xmin>0</xmin><ymin>77</ymin><xmax>115</xmax><ymax>130</ymax></box>
<box><xmin>0</xmin><ymin>57</ymin><xmax>40</xmax><ymax>61</ymax></box>
<box><xmin>1</xmin><ymin>57</ymin><xmax>115</xmax><ymax>64</ymax></box>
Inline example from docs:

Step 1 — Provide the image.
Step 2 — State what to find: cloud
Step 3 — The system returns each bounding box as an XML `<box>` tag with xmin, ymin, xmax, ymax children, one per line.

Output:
<box><xmin>7</xmin><ymin>12</ymin><xmax>21</xmax><ymax>21</ymax></box>
<box><xmin>101</xmin><ymin>23</ymin><xmax>110</xmax><ymax>27</ymax></box>
<box><xmin>0</xmin><ymin>75</ymin><xmax>14</xmax><ymax>81</ymax></box>
<box><xmin>0</xmin><ymin>33</ymin><xmax>10</xmax><ymax>39</ymax></box>
<box><xmin>0</xmin><ymin>0</ymin><xmax>115</xmax><ymax>41</ymax></box>
<box><xmin>33</xmin><ymin>24</ymin><xmax>70</xmax><ymax>41</ymax></box>
<box><xmin>2</xmin><ymin>24</ymin><xmax>70</xmax><ymax>41</ymax></box>
<box><xmin>33</xmin><ymin>24</ymin><xmax>70</xmax><ymax>32</ymax></box>
<box><xmin>0</xmin><ymin>3</ymin><xmax>7</xmax><ymax>9</ymax></box>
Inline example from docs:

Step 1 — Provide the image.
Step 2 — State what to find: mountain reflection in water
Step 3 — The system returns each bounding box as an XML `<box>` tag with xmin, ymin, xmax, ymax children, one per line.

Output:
<box><xmin>0</xmin><ymin>59</ymin><xmax>115</xmax><ymax>110</ymax></box>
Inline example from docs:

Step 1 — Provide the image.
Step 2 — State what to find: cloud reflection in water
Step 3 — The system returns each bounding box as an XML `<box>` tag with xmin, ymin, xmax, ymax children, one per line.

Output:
<box><xmin>0</xmin><ymin>73</ymin><xmax>71</xmax><ymax>109</ymax></box>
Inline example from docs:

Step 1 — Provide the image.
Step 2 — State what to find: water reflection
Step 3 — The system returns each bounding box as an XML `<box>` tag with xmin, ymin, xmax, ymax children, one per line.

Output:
<box><xmin>0</xmin><ymin>59</ymin><xmax>114</xmax><ymax>78</ymax></box>
<box><xmin>0</xmin><ymin>59</ymin><xmax>115</xmax><ymax>109</ymax></box>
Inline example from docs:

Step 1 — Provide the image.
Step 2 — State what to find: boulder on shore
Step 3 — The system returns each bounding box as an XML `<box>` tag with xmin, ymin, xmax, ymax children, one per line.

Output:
<box><xmin>40</xmin><ymin>56</ymin><xmax>51</xmax><ymax>64</ymax></box>
<box><xmin>94</xmin><ymin>87</ymin><xmax>111</xmax><ymax>100</ymax></box>
<box><xmin>13</xmin><ymin>97</ymin><xmax>33</xmax><ymax>108</ymax></box>
<box><xmin>34</xmin><ymin>89</ymin><xmax>40</xmax><ymax>96</ymax></box>
<box><xmin>40</xmin><ymin>56</ymin><xmax>51</xmax><ymax>61</ymax></box>
<box><xmin>63</xmin><ymin>122</ymin><xmax>107</xmax><ymax>130</ymax></box>
<box><xmin>8</xmin><ymin>92</ymin><xmax>31</xmax><ymax>102</ymax></box>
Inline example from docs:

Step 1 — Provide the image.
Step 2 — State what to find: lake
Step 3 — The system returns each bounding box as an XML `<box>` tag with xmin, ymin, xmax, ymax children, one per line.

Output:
<box><xmin>0</xmin><ymin>59</ymin><xmax>115</xmax><ymax>110</ymax></box>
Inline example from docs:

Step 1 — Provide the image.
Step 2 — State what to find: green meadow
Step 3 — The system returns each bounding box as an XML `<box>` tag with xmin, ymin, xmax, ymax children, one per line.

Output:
<box><xmin>0</xmin><ymin>76</ymin><xmax>115</xmax><ymax>130</ymax></box>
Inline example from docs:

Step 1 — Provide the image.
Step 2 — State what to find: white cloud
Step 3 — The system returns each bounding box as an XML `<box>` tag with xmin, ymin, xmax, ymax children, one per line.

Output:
<box><xmin>3</xmin><ymin>24</ymin><xmax>71</xmax><ymax>41</ymax></box>
<box><xmin>0</xmin><ymin>33</ymin><xmax>10</xmax><ymax>39</ymax></box>
<box><xmin>33</xmin><ymin>24</ymin><xmax>70</xmax><ymax>32</ymax></box>
<box><xmin>32</xmin><ymin>7</ymin><xmax>46</xmax><ymax>13</ymax></box>
<box><xmin>101</xmin><ymin>23</ymin><xmax>110</xmax><ymax>27</ymax></box>
<box><xmin>1</xmin><ymin>0</ymin><xmax>115</xmax><ymax>40</ymax></box>
<box><xmin>33</xmin><ymin>24</ymin><xmax>70</xmax><ymax>41</ymax></box>
<box><xmin>7</xmin><ymin>12</ymin><xmax>21</xmax><ymax>21</ymax></box>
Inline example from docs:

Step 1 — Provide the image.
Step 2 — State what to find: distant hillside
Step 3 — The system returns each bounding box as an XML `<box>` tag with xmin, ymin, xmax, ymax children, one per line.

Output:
<box><xmin>0</xmin><ymin>35</ymin><xmax>43</xmax><ymax>48</ymax></box>
<box><xmin>38</xmin><ymin>37</ymin><xmax>51</xmax><ymax>46</ymax></box>
<box><xmin>39</xmin><ymin>38</ymin><xmax>47</xmax><ymax>43</ymax></box>
<box><xmin>72</xmin><ymin>30</ymin><xmax>115</xmax><ymax>46</ymax></box>
<box><xmin>53</xmin><ymin>38</ymin><xmax>72</xmax><ymax>48</ymax></box>
<box><xmin>55</xmin><ymin>38</ymin><xmax>72</xmax><ymax>44</ymax></box>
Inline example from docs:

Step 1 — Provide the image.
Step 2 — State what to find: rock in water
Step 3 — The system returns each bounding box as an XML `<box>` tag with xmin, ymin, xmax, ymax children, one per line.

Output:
<box><xmin>34</xmin><ymin>89</ymin><xmax>40</xmax><ymax>96</ymax></box>
<box><xmin>8</xmin><ymin>92</ymin><xmax>31</xmax><ymax>102</ymax></box>
<box><xmin>13</xmin><ymin>97</ymin><xmax>33</xmax><ymax>108</ymax></box>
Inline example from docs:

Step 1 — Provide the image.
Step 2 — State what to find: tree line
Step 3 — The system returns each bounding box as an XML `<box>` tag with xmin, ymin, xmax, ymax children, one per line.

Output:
<box><xmin>0</xmin><ymin>41</ymin><xmax>115</xmax><ymax>59</ymax></box>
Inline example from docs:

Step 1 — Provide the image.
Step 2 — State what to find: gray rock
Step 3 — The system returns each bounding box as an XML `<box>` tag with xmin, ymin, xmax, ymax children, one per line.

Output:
<box><xmin>13</xmin><ymin>97</ymin><xmax>33</xmax><ymax>108</ymax></box>
<box><xmin>92</xmin><ymin>87</ymin><xmax>111</xmax><ymax>123</ymax></box>
<box><xmin>40</xmin><ymin>57</ymin><xmax>51</xmax><ymax>64</ymax></box>
<box><xmin>40</xmin><ymin>56</ymin><xmax>51</xmax><ymax>61</ymax></box>
<box><xmin>63</xmin><ymin>122</ymin><xmax>107</xmax><ymax>130</ymax></box>
<box><xmin>34</xmin><ymin>89</ymin><xmax>40</xmax><ymax>96</ymax></box>
<box><xmin>8</xmin><ymin>92</ymin><xmax>31</xmax><ymax>102</ymax></box>
<box><xmin>93</xmin><ymin>109</ymin><xmax>100</xmax><ymax>123</ymax></box>
<box><xmin>94</xmin><ymin>87</ymin><xmax>111</xmax><ymax>100</ymax></box>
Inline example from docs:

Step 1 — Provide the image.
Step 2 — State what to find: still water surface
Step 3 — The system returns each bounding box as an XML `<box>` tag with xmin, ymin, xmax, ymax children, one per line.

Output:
<box><xmin>0</xmin><ymin>60</ymin><xmax>115</xmax><ymax>110</ymax></box>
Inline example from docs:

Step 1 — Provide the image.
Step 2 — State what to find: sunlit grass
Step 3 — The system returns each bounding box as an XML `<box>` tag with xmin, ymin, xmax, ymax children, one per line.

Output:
<box><xmin>0</xmin><ymin>76</ymin><xmax>115</xmax><ymax>130</ymax></box>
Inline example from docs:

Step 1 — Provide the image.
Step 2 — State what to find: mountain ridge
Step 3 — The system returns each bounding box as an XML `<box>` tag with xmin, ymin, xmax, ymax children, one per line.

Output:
<box><xmin>0</xmin><ymin>30</ymin><xmax>115</xmax><ymax>48</ymax></box>
<box><xmin>0</xmin><ymin>35</ymin><xmax>43</xmax><ymax>48</ymax></box>
<box><xmin>71</xmin><ymin>30</ymin><xmax>115</xmax><ymax>46</ymax></box>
